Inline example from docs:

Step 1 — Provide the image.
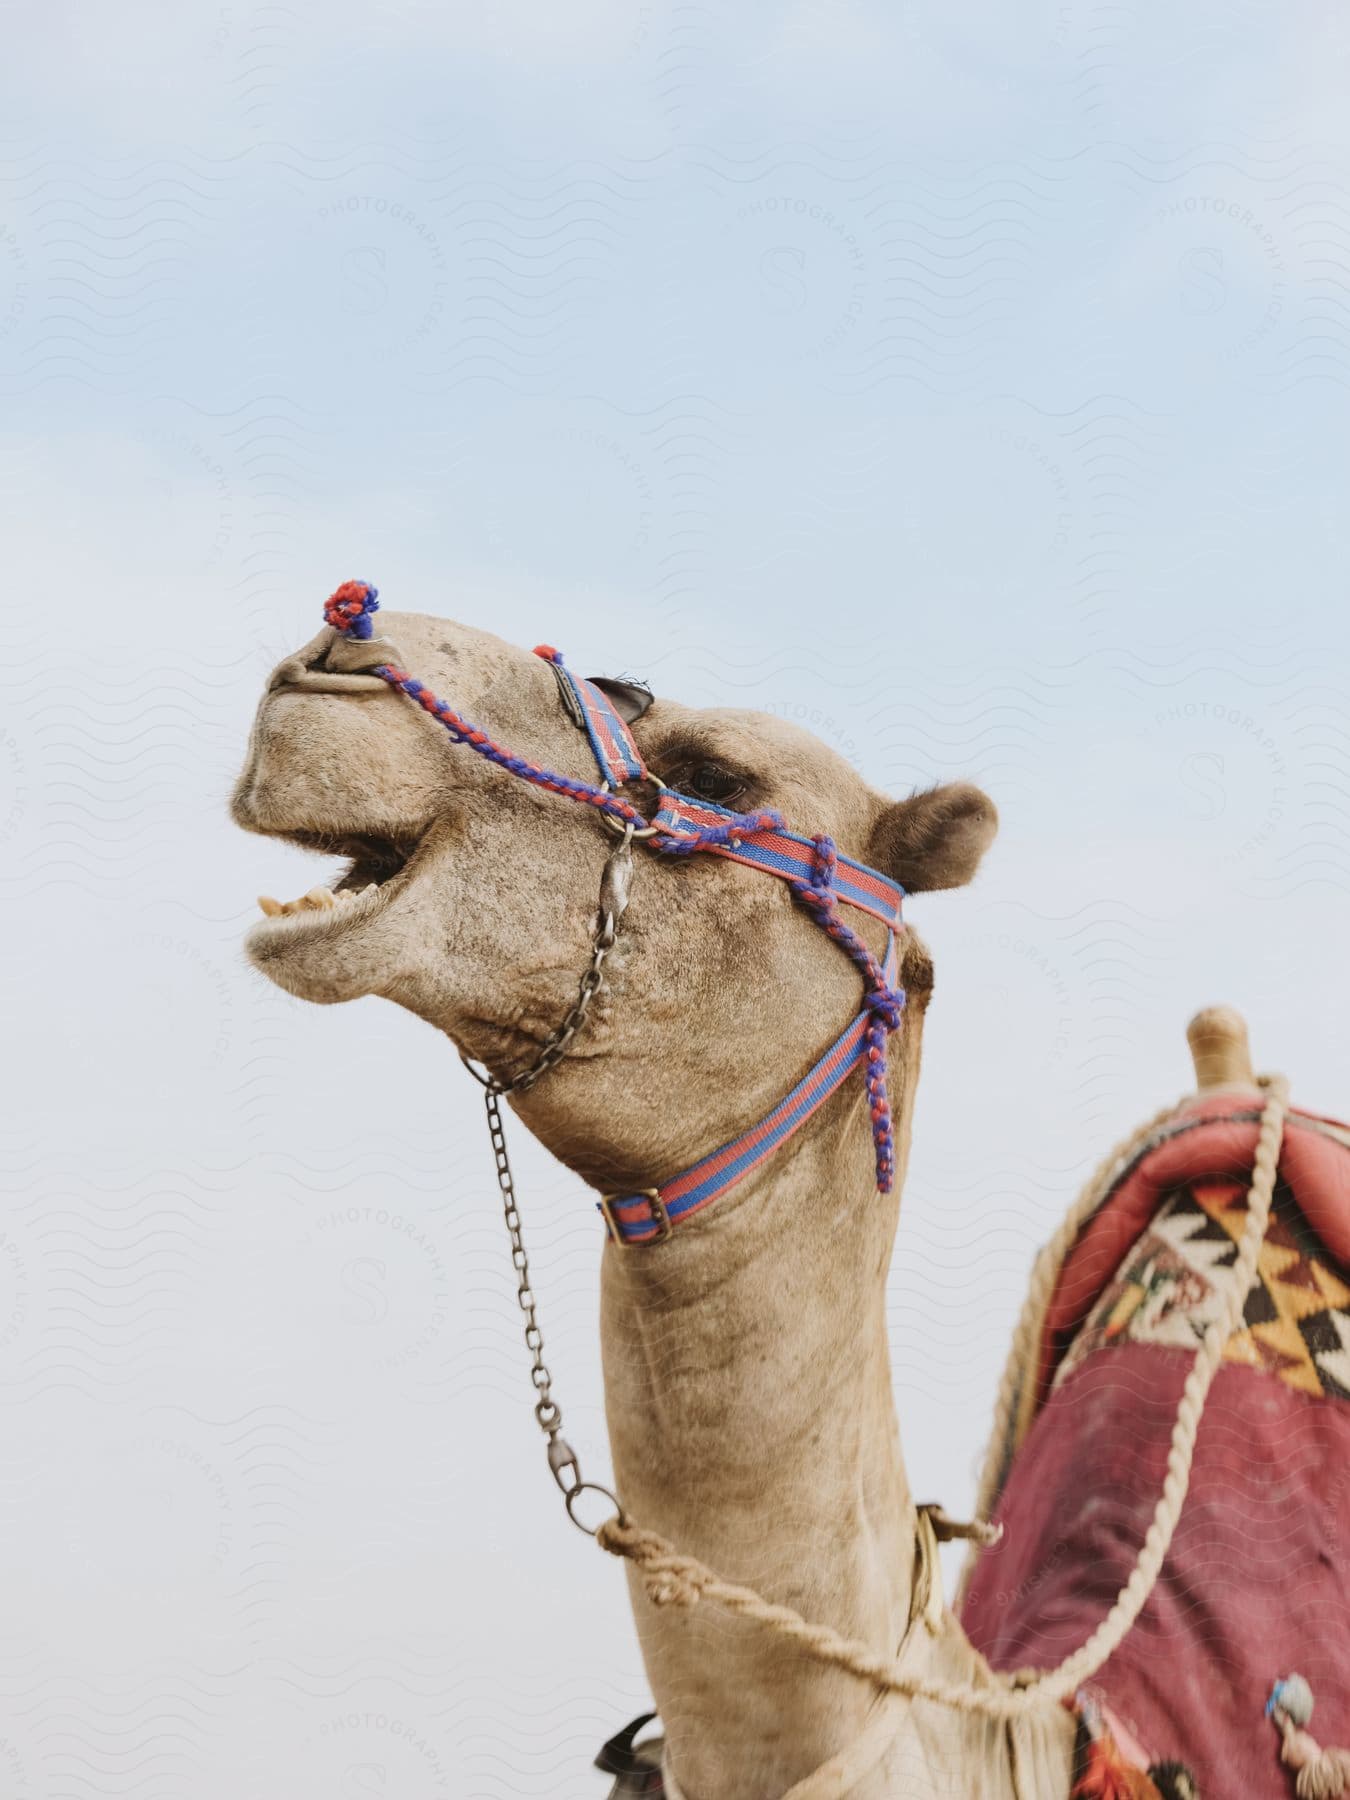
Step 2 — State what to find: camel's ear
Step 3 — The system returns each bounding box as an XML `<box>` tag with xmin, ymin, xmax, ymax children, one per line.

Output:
<box><xmin>586</xmin><ymin>675</ymin><xmax>654</xmax><ymax>724</ymax></box>
<box><xmin>868</xmin><ymin>782</ymin><xmax>998</xmax><ymax>893</ymax></box>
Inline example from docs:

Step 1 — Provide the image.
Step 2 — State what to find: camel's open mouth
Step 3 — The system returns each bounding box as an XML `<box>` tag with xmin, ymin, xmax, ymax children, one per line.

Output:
<box><xmin>248</xmin><ymin>827</ymin><xmax>427</xmax><ymax>939</ymax></box>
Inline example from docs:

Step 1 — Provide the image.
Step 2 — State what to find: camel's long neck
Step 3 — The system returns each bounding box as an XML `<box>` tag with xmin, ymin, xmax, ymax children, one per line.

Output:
<box><xmin>599</xmin><ymin>1086</ymin><xmax>918</xmax><ymax>1798</ymax></box>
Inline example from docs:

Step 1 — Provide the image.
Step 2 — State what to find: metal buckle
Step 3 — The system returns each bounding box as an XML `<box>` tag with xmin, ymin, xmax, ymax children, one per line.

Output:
<box><xmin>598</xmin><ymin>1188</ymin><xmax>672</xmax><ymax>1246</ymax></box>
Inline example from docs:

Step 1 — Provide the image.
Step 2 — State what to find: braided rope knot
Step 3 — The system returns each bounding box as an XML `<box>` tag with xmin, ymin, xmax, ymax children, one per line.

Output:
<box><xmin>786</xmin><ymin>833</ymin><xmax>839</xmax><ymax>923</ymax></box>
<box><xmin>654</xmin><ymin>807</ymin><xmax>786</xmax><ymax>856</ymax></box>
<box><xmin>807</xmin><ymin>834</ymin><xmax>837</xmax><ymax>900</ymax></box>
<box><xmin>866</xmin><ymin>986</ymin><xmax>905</xmax><ymax>1033</ymax></box>
<box><xmin>596</xmin><ymin>1517</ymin><xmax>712</xmax><ymax>1608</ymax></box>
<box><xmin>325</xmin><ymin>579</ymin><xmax>380</xmax><ymax>640</ymax></box>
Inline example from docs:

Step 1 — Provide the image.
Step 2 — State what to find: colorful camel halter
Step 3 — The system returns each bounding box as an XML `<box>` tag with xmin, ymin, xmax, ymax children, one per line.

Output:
<box><xmin>324</xmin><ymin>579</ymin><xmax>906</xmax><ymax>1244</ymax></box>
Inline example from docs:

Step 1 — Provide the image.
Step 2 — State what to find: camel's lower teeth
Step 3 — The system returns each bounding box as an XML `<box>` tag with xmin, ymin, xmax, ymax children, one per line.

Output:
<box><xmin>257</xmin><ymin>886</ymin><xmax>370</xmax><ymax>918</ymax></box>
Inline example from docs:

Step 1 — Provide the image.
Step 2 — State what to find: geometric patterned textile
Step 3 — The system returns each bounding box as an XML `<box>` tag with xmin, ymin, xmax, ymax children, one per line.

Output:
<box><xmin>1055</xmin><ymin>1173</ymin><xmax>1350</xmax><ymax>1403</ymax></box>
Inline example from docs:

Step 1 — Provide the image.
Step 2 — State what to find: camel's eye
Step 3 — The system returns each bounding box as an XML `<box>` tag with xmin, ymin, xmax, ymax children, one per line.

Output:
<box><xmin>655</xmin><ymin>742</ymin><xmax>755</xmax><ymax>808</ymax></box>
<box><xmin>686</xmin><ymin>762</ymin><xmax>745</xmax><ymax>805</ymax></box>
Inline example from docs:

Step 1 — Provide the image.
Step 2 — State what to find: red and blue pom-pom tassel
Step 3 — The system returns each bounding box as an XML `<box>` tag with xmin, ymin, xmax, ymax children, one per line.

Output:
<box><xmin>324</xmin><ymin>579</ymin><xmax>380</xmax><ymax>640</ymax></box>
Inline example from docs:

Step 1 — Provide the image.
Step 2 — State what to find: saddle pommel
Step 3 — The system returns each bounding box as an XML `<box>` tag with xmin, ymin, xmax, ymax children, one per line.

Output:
<box><xmin>1187</xmin><ymin>1005</ymin><xmax>1256</xmax><ymax>1092</ymax></box>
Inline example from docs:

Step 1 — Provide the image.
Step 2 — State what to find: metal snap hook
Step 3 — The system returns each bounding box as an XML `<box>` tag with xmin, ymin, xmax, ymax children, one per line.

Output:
<box><xmin>598</xmin><ymin>825</ymin><xmax>636</xmax><ymax>930</ymax></box>
<box><xmin>547</xmin><ymin>1434</ymin><xmax>583</xmax><ymax>1495</ymax></box>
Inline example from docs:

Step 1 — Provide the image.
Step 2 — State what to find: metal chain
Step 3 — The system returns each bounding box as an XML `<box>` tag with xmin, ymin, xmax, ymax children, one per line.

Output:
<box><xmin>470</xmin><ymin>827</ymin><xmax>637</xmax><ymax>1533</ymax></box>
<box><xmin>462</xmin><ymin>824</ymin><xmax>636</xmax><ymax>1098</ymax></box>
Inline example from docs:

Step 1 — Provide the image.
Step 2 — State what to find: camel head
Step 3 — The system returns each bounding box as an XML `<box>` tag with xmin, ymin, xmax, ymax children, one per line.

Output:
<box><xmin>232</xmin><ymin>607</ymin><xmax>998</xmax><ymax>1197</ymax></box>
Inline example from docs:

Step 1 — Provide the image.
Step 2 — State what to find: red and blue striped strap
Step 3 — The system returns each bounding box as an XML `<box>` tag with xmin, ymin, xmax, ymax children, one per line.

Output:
<box><xmin>532</xmin><ymin>647</ymin><xmax>648</xmax><ymax>786</ymax></box>
<box><xmin>603</xmin><ymin>934</ymin><xmax>900</xmax><ymax>1243</ymax></box>
<box><xmin>654</xmin><ymin>793</ymin><xmax>904</xmax><ymax>930</ymax></box>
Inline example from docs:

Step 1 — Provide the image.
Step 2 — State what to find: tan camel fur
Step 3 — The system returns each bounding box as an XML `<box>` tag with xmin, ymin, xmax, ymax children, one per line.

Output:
<box><xmin>233</xmin><ymin>611</ymin><xmax>1077</xmax><ymax>1799</ymax></box>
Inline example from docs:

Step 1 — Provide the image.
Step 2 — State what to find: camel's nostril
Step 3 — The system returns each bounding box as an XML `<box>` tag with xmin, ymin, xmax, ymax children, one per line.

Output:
<box><xmin>303</xmin><ymin>628</ymin><xmax>340</xmax><ymax>672</ymax></box>
<box><xmin>269</xmin><ymin>654</ymin><xmax>311</xmax><ymax>691</ymax></box>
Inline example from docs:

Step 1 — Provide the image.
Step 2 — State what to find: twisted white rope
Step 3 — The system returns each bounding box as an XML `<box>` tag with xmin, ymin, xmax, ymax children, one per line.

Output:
<box><xmin>960</xmin><ymin>1089</ymin><xmax>1194</xmax><ymax>1594</ymax></box>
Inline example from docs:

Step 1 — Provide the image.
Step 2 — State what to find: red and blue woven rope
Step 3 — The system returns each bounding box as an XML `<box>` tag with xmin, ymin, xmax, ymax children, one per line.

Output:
<box><xmin>323</xmin><ymin>579</ymin><xmax>907</xmax><ymax>1241</ymax></box>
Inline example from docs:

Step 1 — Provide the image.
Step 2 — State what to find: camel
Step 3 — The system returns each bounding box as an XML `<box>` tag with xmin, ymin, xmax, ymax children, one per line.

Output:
<box><xmin>232</xmin><ymin>590</ymin><xmax>1069</xmax><ymax>1798</ymax></box>
<box><xmin>232</xmin><ymin>588</ymin><xmax>1349</xmax><ymax>1799</ymax></box>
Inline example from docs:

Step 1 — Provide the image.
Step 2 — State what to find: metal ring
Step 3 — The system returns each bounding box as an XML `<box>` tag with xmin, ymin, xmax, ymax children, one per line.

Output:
<box><xmin>599</xmin><ymin>777</ymin><xmax>666</xmax><ymax>840</ymax></box>
<box><xmin>458</xmin><ymin>1053</ymin><xmax>498</xmax><ymax>1090</ymax></box>
<box><xmin>564</xmin><ymin>1480</ymin><xmax>625</xmax><ymax>1537</ymax></box>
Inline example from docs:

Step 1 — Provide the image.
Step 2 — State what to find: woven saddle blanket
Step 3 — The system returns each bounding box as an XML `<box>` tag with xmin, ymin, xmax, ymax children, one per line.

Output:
<box><xmin>960</xmin><ymin>1093</ymin><xmax>1350</xmax><ymax>1799</ymax></box>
